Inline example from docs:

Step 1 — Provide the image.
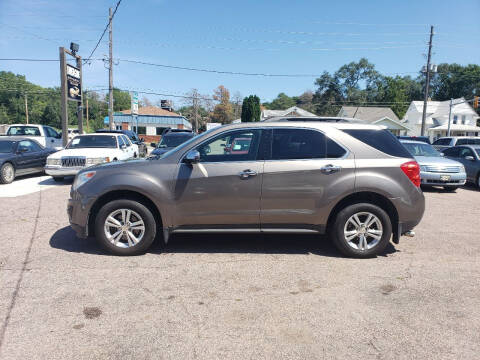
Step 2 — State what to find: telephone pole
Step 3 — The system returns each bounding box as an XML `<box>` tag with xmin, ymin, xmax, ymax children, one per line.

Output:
<box><xmin>24</xmin><ymin>93</ymin><xmax>29</xmax><ymax>124</ymax></box>
<box><xmin>192</xmin><ymin>89</ymin><xmax>199</xmax><ymax>133</ymax></box>
<box><xmin>421</xmin><ymin>25</ymin><xmax>434</xmax><ymax>136</ymax></box>
<box><xmin>108</xmin><ymin>7</ymin><xmax>114</xmax><ymax>130</ymax></box>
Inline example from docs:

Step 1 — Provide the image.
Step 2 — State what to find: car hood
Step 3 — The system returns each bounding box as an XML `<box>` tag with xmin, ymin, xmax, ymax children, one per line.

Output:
<box><xmin>415</xmin><ymin>156</ymin><xmax>463</xmax><ymax>167</ymax></box>
<box><xmin>151</xmin><ymin>147</ymin><xmax>171</xmax><ymax>155</ymax></box>
<box><xmin>48</xmin><ymin>148</ymin><xmax>118</xmax><ymax>158</ymax></box>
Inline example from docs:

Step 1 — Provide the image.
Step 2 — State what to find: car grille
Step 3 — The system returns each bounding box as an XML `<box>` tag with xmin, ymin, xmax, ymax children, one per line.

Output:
<box><xmin>61</xmin><ymin>156</ymin><xmax>86</xmax><ymax>167</ymax></box>
<box><xmin>424</xmin><ymin>165</ymin><xmax>461</xmax><ymax>173</ymax></box>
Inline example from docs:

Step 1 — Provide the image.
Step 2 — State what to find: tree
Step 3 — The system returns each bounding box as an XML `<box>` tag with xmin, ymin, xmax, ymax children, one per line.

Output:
<box><xmin>210</xmin><ymin>85</ymin><xmax>233</xmax><ymax>124</ymax></box>
<box><xmin>241</xmin><ymin>95</ymin><xmax>260</xmax><ymax>122</ymax></box>
<box><xmin>105</xmin><ymin>88</ymin><xmax>131</xmax><ymax>112</ymax></box>
<box><xmin>263</xmin><ymin>92</ymin><xmax>296</xmax><ymax>110</ymax></box>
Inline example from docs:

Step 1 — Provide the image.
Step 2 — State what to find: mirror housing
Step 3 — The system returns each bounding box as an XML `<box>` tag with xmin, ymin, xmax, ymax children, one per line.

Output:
<box><xmin>121</xmin><ymin>144</ymin><xmax>127</xmax><ymax>150</ymax></box>
<box><xmin>184</xmin><ymin>150</ymin><xmax>200</xmax><ymax>164</ymax></box>
<box><xmin>465</xmin><ymin>155</ymin><xmax>475</xmax><ymax>161</ymax></box>
<box><xmin>55</xmin><ymin>133</ymin><xmax>62</xmax><ymax>139</ymax></box>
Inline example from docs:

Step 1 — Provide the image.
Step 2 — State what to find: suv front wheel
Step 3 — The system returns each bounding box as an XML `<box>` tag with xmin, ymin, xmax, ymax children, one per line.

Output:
<box><xmin>331</xmin><ymin>203</ymin><xmax>392</xmax><ymax>258</ymax></box>
<box><xmin>95</xmin><ymin>199</ymin><xmax>157</xmax><ymax>255</ymax></box>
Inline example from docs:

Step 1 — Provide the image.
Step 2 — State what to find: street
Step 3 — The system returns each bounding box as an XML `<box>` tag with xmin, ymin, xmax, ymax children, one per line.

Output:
<box><xmin>0</xmin><ymin>181</ymin><xmax>479</xmax><ymax>359</ymax></box>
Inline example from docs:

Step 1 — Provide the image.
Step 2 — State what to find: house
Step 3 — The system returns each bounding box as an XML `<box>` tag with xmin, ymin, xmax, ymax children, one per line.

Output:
<box><xmin>104</xmin><ymin>106</ymin><xmax>192</xmax><ymax>142</ymax></box>
<box><xmin>402</xmin><ymin>98</ymin><xmax>480</xmax><ymax>139</ymax></box>
<box><xmin>337</xmin><ymin>106</ymin><xmax>410</xmax><ymax>135</ymax></box>
<box><xmin>261</xmin><ymin>106</ymin><xmax>316</xmax><ymax>120</ymax></box>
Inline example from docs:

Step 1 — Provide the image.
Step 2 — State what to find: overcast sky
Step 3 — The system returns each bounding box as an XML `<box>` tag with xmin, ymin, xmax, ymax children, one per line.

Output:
<box><xmin>1</xmin><ymin>0</ymin><xmax>479</xmax><ymax>104</ymax></box>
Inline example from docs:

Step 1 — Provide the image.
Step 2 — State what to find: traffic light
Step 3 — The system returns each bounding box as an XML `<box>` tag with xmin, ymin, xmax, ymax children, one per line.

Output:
<box><xmin>474</xmin><ymin>96</ymin><xmax>479</xmax><ymax>109</ymax></box>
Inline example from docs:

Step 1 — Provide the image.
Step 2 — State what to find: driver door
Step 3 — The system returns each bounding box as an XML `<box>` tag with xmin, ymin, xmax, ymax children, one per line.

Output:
<box><xmin>173</xmin><ymin>129</ymin><xmax>264</xmax><ymax>229</ymax></box>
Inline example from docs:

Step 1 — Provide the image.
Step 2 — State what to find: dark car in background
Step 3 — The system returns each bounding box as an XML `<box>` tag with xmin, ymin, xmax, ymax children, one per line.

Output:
<box><xmin>0</xmin><ymin>137</ymin><xmax>56</xmax><ymax>184</ymax></box>
<box><xmin>432</xmin><ymin>136</ymin><xmax>480</xmax><ymax>151</ymax></box>
<box><xmin>442</xmin><ymin>145</ymin><xmax>480</xmax><ymax>188</ymax></box>
<box><xmin>96</xmin><ymin>129</ymin><xmax>148</xmax><ymax>157</ymax></box>
<box><xmin>150</xmin><ymin>129</ymin><xmax>195</xmax><ymax>156</ymax></box>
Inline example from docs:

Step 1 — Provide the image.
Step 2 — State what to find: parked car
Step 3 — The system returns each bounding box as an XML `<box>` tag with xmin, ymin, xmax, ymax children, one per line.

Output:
<box><xmin>400</xmin><ymin>140</ymin><xmax>466</xmax><ymax>191</ymax></box>
<box><xmin>0</xmin><ymin>137</ymin><xmax>56</xmax><ymax>184</ymax></box>
<box><xmin>442</xmin><ymin>145</ymin><xmax>480</xmax><ymax>188</ymax></box>
<box><xmin>150</xmin><ymin>129</ymin><xmax>195</xmax><ymax>156</ymax></box>
<box><xmin>432</xmin><ymin>136</ymin><xmax>480</xmax><ymax>151</ymax></box>
<box><xmin>397</xmin><ymin>135</ymin><xmax>431</xmax><ymax>144</ymax></box>
<box><xmin>6</xmin><ymin>124</ymin><xmax>63</xmax><ymax>150</ymax></box>
<box><xmin>45</xmin><ymin>133</ymin><xmax>136</xmax><ymax>181</ymax></box>
<box><xmin>96</xmin><ymin>129</ymin><xmax>147</xmax><ymax>157</ymax></box>
<box><xmin>68</xmin><ymin>122</ymin><xmax>425</xmax><ymax>258</ymax></box>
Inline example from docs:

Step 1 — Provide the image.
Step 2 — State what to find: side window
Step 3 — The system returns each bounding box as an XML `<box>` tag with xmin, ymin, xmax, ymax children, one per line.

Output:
<box><xmin>122</xmin><ymin>135</ymin><xmax>131</xmax><ymax>146</ymax></box>
<box><xmin>44</xmin><ymin>127</ymin><xmax>57</xmax><ymax>138</ymax></box>
<box><xmin>18</xmin><ymin>140</ymin><xmax>33</xmax><ymax>152</ymax></box>
<box><xmin>196</xmin><ymin>129</ymin><xmax>261</xmax><ymax>163</ymax></box>
<box><xmin>28</xmin><ymin>140</ymin><xmax>43</xmax><ymax>152</ymax></box>
<box><xmin>459</xmin><ymin>147</ymin><xmax>474</xmax><ymax>158</ymax></box>
<box><xmin>117</xmin><ymin>136</ymin><xmax>125</xmax><ymax>148</ymax></box>
<box><xmin>456</xmin><ymin>139</ymin><xmax>468</xmax><ymax>145</ymax></box>
<box><xmin>433</xmin><ymin>138</ymin><xmax>451</xmax><ymax>146</ymax></box>
<box><xmin>443</xmin><ymin>147</ymin><xmax>460</xmax><ymax>157</ymax></box>
<box><xmin>271</xmin><ymin>128</ymin><xmax>344</xmax><ymax>160</ymax></box>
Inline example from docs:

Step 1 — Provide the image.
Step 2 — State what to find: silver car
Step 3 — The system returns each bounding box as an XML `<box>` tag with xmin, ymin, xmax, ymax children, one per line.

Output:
<box><xmin>400</xmin><ymin>140</ymin><xmax>466</xmax><ymax>191</ymax></box>
<box><xmin>68</xmin><ymin>122</ymin><xmax>425</xmax><ymax>258</ymax></box>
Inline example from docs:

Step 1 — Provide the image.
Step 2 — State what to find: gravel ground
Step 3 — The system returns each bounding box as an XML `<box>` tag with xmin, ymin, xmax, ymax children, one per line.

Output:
<box><xmin>0</xmin><ymin>182</ymin><xmax>479</xmax><ymax>359</ymax></box>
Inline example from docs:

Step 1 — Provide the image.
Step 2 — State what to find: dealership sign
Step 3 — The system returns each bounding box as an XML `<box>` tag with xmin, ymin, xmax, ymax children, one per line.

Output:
<box><xmin>131</xmin><ymin>91</ymin><xmax>139</xmax><ymax>115</ymax></box>
<box><xmin>66</xmin><ymin>64</ymin><xmax>81</xmax><ymax>101</ymax></box>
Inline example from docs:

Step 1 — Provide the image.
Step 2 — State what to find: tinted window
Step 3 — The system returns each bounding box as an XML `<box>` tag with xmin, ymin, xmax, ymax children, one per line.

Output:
<box><xmin>118</xmin><ymin>136</ymin><xmax>125</xmax><ymax>148</ymax></box>
<box><xmin>122</xmin><ymin>135</ymin><xmax>131</xmax><ymax>147</ymax></box>
<box><xmin>457</xmin><ymin>138</ymin><xmax>480</xmax><ymax>145</ymax></box>
<box><xmin>44</xmin><ymin>126</ymin><xmax>58</xmax><ymax>138</ymax></box>
<box><xmin>196</xmin><ymin>129</ymin><xmax>261</xmax><ymax>163</ymax></box>
<box><xmin>67</xmin><ymin>135</ymin><xmax>117</xmax><ymax>149</ymax></box>
<box><xmin>458</xmin><ymin>147</ymin><xmax>474</xmax><ymax>158</ymax></box>
<box><xmin>18</xmin><ymin>140</ymin><xmax>40</xmax><ymax>152</ymax></box>
<box><xmin>442</xmin><ymin>147</ymin><xmax>460</xmax><ymax>157</ymax></box>
<box><xmin>159</xmin><ymin>134</ymin><xmax>194</xmax><ymax>148</ymax></box>
<box><xmin>433</xmin><ymin>138</ymin><xmax>452</xmax><ymax>146</ymax></box>
<box><xmin>272</xmin><ymin>129</ymin><xmax>325</xmax><ymax>160</ymax></box>
<box><xmin>0</xmin><ymin>141</ymin><xmax>15</xmax><ymax>153</ymax></box>
<box><xmin>7</xmin><ymin>126</ymin><xmax>41</xmax><ymax>136</ymax></box>
<box><xmin>343</xmin><ymin>129</ymin><xmax>412</xmax><ymax>158</ymax></box>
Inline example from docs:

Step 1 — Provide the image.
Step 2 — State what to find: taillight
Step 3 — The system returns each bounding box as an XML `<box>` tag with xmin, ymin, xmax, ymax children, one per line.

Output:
<box><xmin>400</xmin><ymin>161</ymin><xmax>421</xmax><ymax>187</ymax></box>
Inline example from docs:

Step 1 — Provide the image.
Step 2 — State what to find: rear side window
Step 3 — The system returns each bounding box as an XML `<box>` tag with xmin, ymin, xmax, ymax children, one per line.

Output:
<box><xmin>457</xmin><ymin>138</ymin><xmax>480</xmax><ymax>145</ymax></box>
<box><xmin>342</xmin><ymin>129</ymin><xmax>412</xmax><ymax>158</ymax></box>
<box><xmin>433</xmin><ymin>138</ymin><xmax>451</xmax><ymax>146</ymax></box>
<box><xmin>271</xmin><ymin>128</ymin><xmax>346</xmax><ymax>160</ymax></box>
<box><xmin>7</xmin><ymin>126</ymin><xmax>41</xmax><ymax>136</ymax></box>
<box><xmin>442</xmin><ymin>147</ymin><xmax>460</xmax><ymax>157</ymax></box>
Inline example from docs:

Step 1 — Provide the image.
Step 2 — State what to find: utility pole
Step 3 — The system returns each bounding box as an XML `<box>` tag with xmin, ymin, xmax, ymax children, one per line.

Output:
<box><xmin>421</xmin><ymin>25</ymin><xmax>434</xmax><ymax>136</ymax></box>
<box><xmin>76</xmin><ymin>55</ymin><xmax>83</xmax><ymax>134</ymax></box>
<box><xmin>108</xmin><ymin>7</ymin><xmax>114</xmax><ymax>130</ymax></box>
<box><xmin>86</xmin><ymin>97</ymin><xmax>89</xmax><ymax>132</ymax></box>
<box><xmin>447</xmin><ymin>98</ymin><xmax>453</xmax><ymax>137</ymax></box>
<box><xmin>24</xmin><ymin>93</ymin><xmax>29</xmax><ymax>124</ymax></box>
<box><xmin>192</xmin><ymin>89</ymin><xmax>199</xmax><ymax>133</ymax></box>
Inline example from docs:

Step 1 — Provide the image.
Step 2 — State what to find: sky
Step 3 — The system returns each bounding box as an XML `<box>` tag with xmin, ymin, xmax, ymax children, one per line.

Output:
<box><xmin>0</xmin><ymin>0</ymin><xmax>479</xmax><ymax>106</ymax></box>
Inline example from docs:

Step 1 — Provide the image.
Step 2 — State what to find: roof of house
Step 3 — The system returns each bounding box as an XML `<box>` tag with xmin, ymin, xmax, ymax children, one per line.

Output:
<box><xmin>339</xmin><ymin>106</ymin><xmax>399</xmax><ymax>122</ymax></box>
<box><xmin>408</xmin><ymin>98</ymin><xmax>479</xmax><ymax>117</ymax></box>
<box><xmin>262</xmin><ymin>106</ymin><xmax>316</xmax><ymax>118</ymax></box>
<box><xmin>120</xmin><ymin>106</ymin><xmax>182</xmax><ymax>117</ymax></box>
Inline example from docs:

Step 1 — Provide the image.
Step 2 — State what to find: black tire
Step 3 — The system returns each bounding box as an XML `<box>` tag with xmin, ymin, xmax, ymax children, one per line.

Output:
<box><xmin>330</xmin><ymin>203</ymin><xmax>392</xmax><ymax>258</ymax></box>
<box><xmin>0</xmin><ymin>162</ymin><xmax>15</xmax><ymax>184</ymax></box>
<box><xmin>134</xmin><ymin>152</ymin><xmax>138</xmax><ymax>158</ymax></box>
<box><xmin>443</xmin><ymin>186</ymin><xmax>458</xmax><ymax>192</ymax></box>
<box><xmin>53</xmin><ymin>176</ymin><xmax>64</xmax><ymax>182</ymax></box>
<box><xmin>95</xmin><ymin>199</ymin><xmax>157</xmax><ymax>256</ymax></box>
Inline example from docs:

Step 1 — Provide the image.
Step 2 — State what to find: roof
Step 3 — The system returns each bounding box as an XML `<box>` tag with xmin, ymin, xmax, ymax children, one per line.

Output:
<box><xmin>262</xmin><ymin>106</ymin><xmax>317</xmax><ymax>118</ymax></box>
<box><xmin>120</xmin><ymin>106</ymin><xmax>181</xmax><ymax>117</ymax></box>
<box><xmin>0</xmin><ymin>136</ymin><xmax>30</xmax><ymax>141</ymax></box>
<box><xmin>262</xmin><ymin>116</ymin><xmax>363</xmax><ymax>123</ymax></box>
<box><xmin>338</xmin><ymin>106</ymin><xmax>399</xmax><ymax>122</ymax></box>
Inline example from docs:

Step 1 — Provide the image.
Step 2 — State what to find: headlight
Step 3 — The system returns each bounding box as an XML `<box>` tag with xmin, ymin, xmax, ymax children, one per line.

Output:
<box><xmin>46</xmin><ymin>158</ymin><xmax>61</xmax><ymax>166</ymax></box>
<box><xmin>460</xmin><ymin>165</ymin><xmax>466</xmax><ymax>173</ymax></box>
<box><xmin>86</xmin><ymin>157</ymin><xmax>110</xmax><ymax>165</ymax></box>
<box><xmin>72</xmin><ymin>171</ymin><xmax>96</xmax><ymax>191</ymax></box>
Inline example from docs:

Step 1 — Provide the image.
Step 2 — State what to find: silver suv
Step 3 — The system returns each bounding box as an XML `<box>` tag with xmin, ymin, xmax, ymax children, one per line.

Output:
<box><xmin>68</xmin><ymin>122</ymin><xmax>425</xmax><ymax>258</ymax></box>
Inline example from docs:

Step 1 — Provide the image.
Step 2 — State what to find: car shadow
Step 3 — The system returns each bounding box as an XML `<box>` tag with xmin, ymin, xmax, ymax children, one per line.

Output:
<box><xmin>38</xmin><ymin>176</ymin><xmax>74</xmax><ymax>186</ymax></box>
<box><xmin>50</xmin><ymin>226</ymin><xmax>398</xmax><ymax>259</ymax></box>
<box><xmin>421</xmin><ymin>184</ymin><xmax>478</xmax><ymax>193</ymax></box>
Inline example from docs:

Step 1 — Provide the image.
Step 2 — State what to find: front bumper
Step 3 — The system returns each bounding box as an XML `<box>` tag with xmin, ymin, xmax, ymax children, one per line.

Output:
<box><xmin>45</xmin><ymin>166</ymin><xmax>84</xmax><ymax>176</ymax></box>
<box><xmin>68</xmin><ymin>193</ymin><xmax>96</xmax><ymax>238</ymax></box>
<box><xmin>420</xmin><ymin>171</ymin><xmax>466</xmax><ymax>186</ymax></box>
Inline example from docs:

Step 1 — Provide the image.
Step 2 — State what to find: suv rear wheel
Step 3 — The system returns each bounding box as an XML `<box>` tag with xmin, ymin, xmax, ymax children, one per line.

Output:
<box><xmin>331</xmin><ymin>203</ymin><xmax>392</xmax><ymax>258</ymax></box>
<box><xmin>95</xmin><ymin>199</ymin><xmax>156</xmax><ymax>255</ymax></box>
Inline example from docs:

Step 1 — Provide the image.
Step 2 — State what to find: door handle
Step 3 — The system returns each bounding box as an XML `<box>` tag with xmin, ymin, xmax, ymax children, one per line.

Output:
<box><xmin>239</xmin><ymin>169</ymin><xmax>257</xmax><ymax>179</ymax></box>
<box><xmin>320</xmin><ymin>164</ymin><xmax>341</xmax><ymax>174</ymax></box>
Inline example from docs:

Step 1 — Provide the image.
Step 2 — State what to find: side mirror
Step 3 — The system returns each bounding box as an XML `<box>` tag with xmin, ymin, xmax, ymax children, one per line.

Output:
<box><xmin>150</xmin><ymin>142</ymin><xmax>157</xmax><ymax>148</ymax></box>
<box><xmin>184</xmin><ymin>150</ymin><xmax>200</xmax><ymax>164</ymax></box>
<box><xmin>140</xmin><ymin>138</ymin><xmax>145</xmax><ymax>142</ymax></box>
<box><xmin>121</xmin><ymin>144</ymin><xmax>127</xmax><ymax>150</ymax></box>
<box><xmin>56</xmin><ymin>133</ymin><xmax>62</xmax><ymax>139</ymax></box>
<box><xmin>465</xmin><ymin>155</ymin><xmax>475</xmax><ymax>161</ymax></box>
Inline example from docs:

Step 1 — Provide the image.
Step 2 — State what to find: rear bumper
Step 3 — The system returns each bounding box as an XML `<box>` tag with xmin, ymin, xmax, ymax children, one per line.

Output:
<box><xmin>390</xmin><ymin>187</ymin><xmax>425</xmax><ymax>233</ymax></box>
<box><xmin>420</xmin><ymin>171</ymin><xmax>466</xmax><ymax>186</ymax></box>
<box><xmin>45</xmin><ymin>166</ymin><xmax>83</xmax><ymax>176</ymax></box>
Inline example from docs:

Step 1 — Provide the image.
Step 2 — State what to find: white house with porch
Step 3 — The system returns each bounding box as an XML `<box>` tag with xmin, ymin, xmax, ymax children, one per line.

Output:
<box><xmin>337</xmin><ymin>106</ymin><xmax>411</xmax><ymax>135</ymax></box>
<box><xmin>402</xmin><ymin>98</ymin><xmax>480</xmax><ymax>140</ymax></box>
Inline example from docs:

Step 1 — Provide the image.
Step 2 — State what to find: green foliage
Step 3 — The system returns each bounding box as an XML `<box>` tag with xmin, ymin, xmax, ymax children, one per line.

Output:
<box><xmin>241</xmin><ymin>95</ymin><xmax>260</xmax><ymax>122</ymax></box>
<box><xmin>107</xmin><ymin>88</ymin><xmax>131</xmax><ymax>112</ymax></box>
<box><xmin>263</xmin><ymin>92</ymin><xmax>296</xmax><ymax>110</ymax></box>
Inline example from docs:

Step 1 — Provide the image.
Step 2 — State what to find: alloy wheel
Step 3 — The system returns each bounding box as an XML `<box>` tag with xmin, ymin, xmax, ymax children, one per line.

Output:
<box><xmin>104</xmin><ymin>209</ymin><xmax>145</xmax><ymax>248</ymax></box>
<box><xmin>2</xmin><ymin>164</ymin><xmax>14</xmax><ymax>183</ymax></box>
<box><xmin>343</xmin><ymin>212</ymin><xmax>383</xmax><ymax>251</ymax></box>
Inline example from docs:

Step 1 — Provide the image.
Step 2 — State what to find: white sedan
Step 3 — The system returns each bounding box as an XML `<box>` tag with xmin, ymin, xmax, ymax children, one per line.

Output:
<box><xmin>45</xmin><ymin>133</ymin><xmax>136</xmax><ymax>180</ymax></box>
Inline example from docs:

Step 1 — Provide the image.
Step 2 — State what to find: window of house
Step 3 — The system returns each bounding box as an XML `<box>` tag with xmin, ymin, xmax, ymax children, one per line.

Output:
<box><xmin>115</xmin><ymin>125</ymin><xmax>122</xmax><ymax>130</ymax></box>
<box><xmin>137</xmin><ymin>126</ymin><xmax>146</xmax><ymax>135</ymax></box>
<box><xmin>453</xmin><ymin>115</ymin><xmax>458</xmax><ymax>124</ymax></box>
<box><xmin>462</xmin><ymin>115</ymin><xmax>466</xmax><ymax>124</ymax></box>
<box><xmin>156</xmin><ymin>127</ymin><xmax>169</xmax><ymax>135</ymax></box>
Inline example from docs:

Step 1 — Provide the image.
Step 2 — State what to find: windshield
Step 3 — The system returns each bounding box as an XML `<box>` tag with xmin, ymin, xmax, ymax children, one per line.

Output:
<box><xmin>402</xmin><ymin>142</ymin><xmax>441</xmax><ymax>157</ymax></box>
<box><xmin>7</xmin><ymin>126</ymin><xmax>40</xmax><ymax>136</ymax></box>
<box><xmin>0</xmin><ymin>141</ymin><xmax>15</xmax><ymax>153</ymax></box>
<box><xmin>158</xmin><ymin>134</ymin><xmax>193</xmax><ymax>148</ymax></box>
<box><xmin>67</xmin><ymin>135</ymin><xmax>117</xmax><ymax>149</ymax></box>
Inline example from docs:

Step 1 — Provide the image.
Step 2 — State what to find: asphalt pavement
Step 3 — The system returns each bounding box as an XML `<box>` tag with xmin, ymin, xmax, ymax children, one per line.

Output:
<box><xmin>0</xmin><ymin>181</ymin><xmax>479</xmax><ymax>359</ymax></box>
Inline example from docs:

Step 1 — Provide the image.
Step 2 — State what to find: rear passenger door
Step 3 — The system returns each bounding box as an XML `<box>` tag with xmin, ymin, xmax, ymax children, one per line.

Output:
<box><xmin>260</xmin><ymin>128</ymin><xmax>355</xmax><ymax>232</ymax></box>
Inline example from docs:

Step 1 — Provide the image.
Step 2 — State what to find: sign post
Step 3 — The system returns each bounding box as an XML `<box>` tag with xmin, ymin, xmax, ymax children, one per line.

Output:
<box><xmin>131</xmin><ymin>91</ymin><xmax>139</xmax><ymax>133</ymax></box>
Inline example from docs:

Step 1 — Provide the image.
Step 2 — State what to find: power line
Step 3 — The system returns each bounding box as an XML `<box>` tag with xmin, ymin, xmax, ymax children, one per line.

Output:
<box><xmin>85</xmin><ymin>0</ymin><xmax>122</xmax><ymax>63</ymax></box>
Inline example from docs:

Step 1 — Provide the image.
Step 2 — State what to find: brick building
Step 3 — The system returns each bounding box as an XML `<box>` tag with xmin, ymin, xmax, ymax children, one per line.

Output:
<box><xmin>104</xmin><ymin>106</ymin><xmax>192</xmax><ymax>143</ymax></box>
